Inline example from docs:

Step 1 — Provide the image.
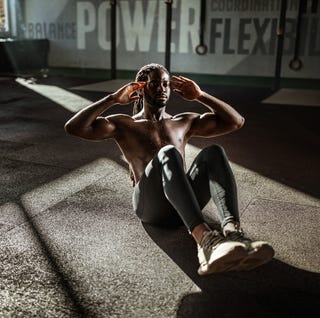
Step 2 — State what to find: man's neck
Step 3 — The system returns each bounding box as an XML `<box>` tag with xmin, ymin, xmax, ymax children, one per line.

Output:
<box><xmin>143</xmin><ymin>105</ymin><xmax>167</xmax><ymax>121</ymax></box>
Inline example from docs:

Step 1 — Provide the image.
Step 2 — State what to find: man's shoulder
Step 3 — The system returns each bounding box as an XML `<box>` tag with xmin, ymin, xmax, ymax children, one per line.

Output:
<box><xmin>172</xmin><ymin>112</ymin><xmax>200</xmax><ymax>121</ymax></box>
<box><xmin>106</xmin><ymin>114</ymin><xmax>134</xmax><ymax>122</ymax></box>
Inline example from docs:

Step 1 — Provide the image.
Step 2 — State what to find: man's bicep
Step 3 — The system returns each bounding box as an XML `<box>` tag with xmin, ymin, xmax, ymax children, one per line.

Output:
<box><xmin>189</xmin><ymin>113</ymin><xmax>235</xmax><ymax>137</ymax></box>
<box><xmin>189</xmin><ymin>113</ymin><xmax>217</xmax><ymax>137</ymax></box>
<box><xmin>86</xmin><ymin>116</ymin><xmax>116</xmax><ymax>140</ymax></box>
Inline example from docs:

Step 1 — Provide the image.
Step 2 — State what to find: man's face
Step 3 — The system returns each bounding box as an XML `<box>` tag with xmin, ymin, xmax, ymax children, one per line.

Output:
<box><xmin>143</xmin><ymin>69</ymin><xmax>170</xmax><ymax>108</ymax></box>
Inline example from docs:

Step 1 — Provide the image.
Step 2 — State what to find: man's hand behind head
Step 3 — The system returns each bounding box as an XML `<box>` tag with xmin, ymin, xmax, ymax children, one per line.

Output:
<box><xmin>171</xmin><ymin>76</ymin><xmax>202</xmax><ymax>101</ymax></box>
<box><xmin>112</xmin><ymin>82</ymin><xmax>146</xmax><ymax>105</ymax></box>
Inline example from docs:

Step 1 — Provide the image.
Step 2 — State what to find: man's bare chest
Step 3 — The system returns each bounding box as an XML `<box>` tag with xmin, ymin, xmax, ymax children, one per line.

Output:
<box><xmin>131</xmin><ymin>119</ymin><xmax>187</xmax><ymax>146</ymax></box>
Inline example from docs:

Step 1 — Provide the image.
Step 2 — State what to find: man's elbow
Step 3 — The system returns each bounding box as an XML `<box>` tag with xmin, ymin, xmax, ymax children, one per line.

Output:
<box><xmin>233</xmin><ymin>116</ymin><xmax>245</xmax><ymax>130</ymax></box>
<box><xmin>64</xmin><ymin>122</ymin><xmax>73</xmax><ymax>134</ymax></box>
<box><xmin>64</xmin><ymin>121</ymin><xmax>80</xmax><ymax>136</ymax></box>
<box><xmin>238</xmin><ymin>116</ymin><xmax>245</xmax><ymax>128</ymax></box>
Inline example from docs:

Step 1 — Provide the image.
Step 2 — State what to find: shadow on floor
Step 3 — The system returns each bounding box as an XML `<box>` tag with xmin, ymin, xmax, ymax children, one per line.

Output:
<box><xmin>16</xmin><ymin>200</ymin><xmax>88</xmax><ymax>317</ymax></box>
<box><xmin>143</xmin><ymin>223</ymin><xmax>320</xmax><ymax>318</ymax></box>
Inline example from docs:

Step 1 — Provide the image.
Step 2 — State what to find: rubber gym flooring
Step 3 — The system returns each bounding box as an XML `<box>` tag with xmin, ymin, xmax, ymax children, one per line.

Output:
<box><xmin>0</xmin><ymin>75</ymin><xmax>319</xmax><ymax>317</ymax></box>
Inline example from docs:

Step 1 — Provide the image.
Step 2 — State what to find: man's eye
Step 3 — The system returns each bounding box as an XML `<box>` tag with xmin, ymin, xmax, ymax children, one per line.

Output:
<box><xmin>148</xmin><ymin>81</ymin><xmax>169</xmax><ymax>87</ymax></box>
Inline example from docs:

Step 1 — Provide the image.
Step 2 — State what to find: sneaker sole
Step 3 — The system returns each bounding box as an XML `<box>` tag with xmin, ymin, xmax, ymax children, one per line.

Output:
<box><xmin>235</xmin><ymin>244</ymin><xmax>275</xmax><ymax>271</ymax></box>
<box><xmin>198</xmin><ymin>243</ymin><xmax>247</xmax><ymax>276</ymax></box>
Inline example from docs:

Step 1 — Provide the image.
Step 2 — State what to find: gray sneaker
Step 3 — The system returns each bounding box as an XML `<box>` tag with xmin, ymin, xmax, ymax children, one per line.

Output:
<box><xmin>224</xmin><ymin>229</ymin><xmax>275</xmax><ymax>271</ymax></box>
<box><xmin>197</xmin><ymin>230</ymin><xmax>247</xmax><ymax>275</ymax></box>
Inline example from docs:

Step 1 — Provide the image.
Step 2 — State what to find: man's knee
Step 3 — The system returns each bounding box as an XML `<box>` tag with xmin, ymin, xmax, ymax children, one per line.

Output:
<box><xmin>159</xmin><ymin>144</ymin><xmax>177</xmax><ymax>154</ymax></box>
<box><xmin>157</xmin><ymin>145</ymin><xmax>182</xmax><ymax>163</ymax></box>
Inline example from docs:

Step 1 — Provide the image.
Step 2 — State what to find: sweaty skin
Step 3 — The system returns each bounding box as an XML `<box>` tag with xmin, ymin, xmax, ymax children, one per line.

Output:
<box><xmin>64</xmin><ymin>69</ymin><xmax>244</xmax><ymax>186</ymax></box>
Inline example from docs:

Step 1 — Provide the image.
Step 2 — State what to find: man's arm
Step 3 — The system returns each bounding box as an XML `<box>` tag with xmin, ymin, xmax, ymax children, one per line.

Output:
<box><xmin>64</xmin><ymin>82</ymin><xmax>145</xmax><ymax>140</ymax></box>
<box><xmin>171</xmin><ymin>76</ymin><xmax>244</xmax><ymax>137</ymax></box>
<box><xmin>192</xmin><ymin>92</ymin><xmax>245</xmax><ymax>137</ymax></box>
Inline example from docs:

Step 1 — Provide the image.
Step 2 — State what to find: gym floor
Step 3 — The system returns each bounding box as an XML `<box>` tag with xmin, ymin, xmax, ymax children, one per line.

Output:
<box><xmin>0</xmin><ymin>75</ymin><xmax>319</xmax><ymax>317</ymax></box>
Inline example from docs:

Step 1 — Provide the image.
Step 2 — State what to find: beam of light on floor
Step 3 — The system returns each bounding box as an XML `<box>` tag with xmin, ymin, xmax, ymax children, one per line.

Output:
<box><xmin>20</xmin><ymin>158</ymin><xmax>127</xmax><ymax>217</ymax></box>
<box><xmin>15</xmin><ymin>77</ymin><xmax>92</xmax><ymax>113</ymax></box>
<box><xmin>185</xmin><ymin>143</ymin><xmax>319</xmax><ymax>207</ymax></box>
<box><xmin>70</xmin><ymin>79</ymin><xmax>132</xmax><ymax>92</ymax></box>
<box><xmin>0</xmin><ymin>202</ymin><xmax>28</xmax><ymax>234</ymax></box>
<box><xmin>262</xmin><ymin>89</ymin><xmax>320</xmax><ymax>107</ymax></box>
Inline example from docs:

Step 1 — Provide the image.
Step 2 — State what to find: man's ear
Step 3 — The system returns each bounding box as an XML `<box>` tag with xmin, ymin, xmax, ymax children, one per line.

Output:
<box><xmin>136</xmin><ymin>89</ymin><xmax>144</xmax><ymax>96</ymax></box>
<box><xmin>137</xmin><ymin>82</ymin><xmax>146</xmax><ymax>95</ymax></box>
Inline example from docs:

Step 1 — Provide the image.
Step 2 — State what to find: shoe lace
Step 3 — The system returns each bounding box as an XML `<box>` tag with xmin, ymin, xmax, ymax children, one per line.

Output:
<box><xmin>226</xmin><ymin>229</ymin><xmax>251</xmax><ymax>243</ymax></box>
<box><xmin>201</xmin><ymin>230</ymin><xmax>225</xmax><ymax>250</ymax></box>
<box><xmin>226</xmin><ymin>230</ymin><xmax>243</xmax><ymax>240</ymax></box>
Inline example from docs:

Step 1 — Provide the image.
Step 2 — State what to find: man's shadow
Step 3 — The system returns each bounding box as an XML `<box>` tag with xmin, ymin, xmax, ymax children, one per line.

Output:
<box><xmin>143</xmin><ymin>222</ymin><xmax>320</xmax><ymax>318</ymax></box>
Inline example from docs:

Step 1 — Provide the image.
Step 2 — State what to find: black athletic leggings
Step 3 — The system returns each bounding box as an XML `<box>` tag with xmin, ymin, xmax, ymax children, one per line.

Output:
<box><xmin>132</xmin><ymin>145</ymin><xmax>239</xmax><ymax>233</ymax></box>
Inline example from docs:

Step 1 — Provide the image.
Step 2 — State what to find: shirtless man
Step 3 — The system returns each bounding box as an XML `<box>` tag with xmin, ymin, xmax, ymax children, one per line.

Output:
<box><xmin>65</xmin><ymin>63</ymin><xmax>274</xmax><ymax>275</ymax></box>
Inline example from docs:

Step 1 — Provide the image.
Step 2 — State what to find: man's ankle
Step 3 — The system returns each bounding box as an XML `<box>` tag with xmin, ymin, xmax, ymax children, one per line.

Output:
<box><xmin>192</xmin><ymin>223</ymin><xmax>211</xmax><ymax>245</ymax></box>
<box><xmin>222</xmin><ymin>221</ymin><xmax>240</xmax><ymax>236</ymax></box>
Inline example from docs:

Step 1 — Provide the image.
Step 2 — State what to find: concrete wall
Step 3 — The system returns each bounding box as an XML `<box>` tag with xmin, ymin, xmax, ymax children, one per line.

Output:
<box><xmin>19</xmin><ymin>0</ymin><xmax>320</xmax><ymax>78</ymax></box>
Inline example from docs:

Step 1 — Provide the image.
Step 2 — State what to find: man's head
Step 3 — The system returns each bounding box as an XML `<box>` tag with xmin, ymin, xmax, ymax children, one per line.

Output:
<box><xmin>133</xmin><ymin>63</ymin><xmax>170</xmax><ymax>114</ymax></box>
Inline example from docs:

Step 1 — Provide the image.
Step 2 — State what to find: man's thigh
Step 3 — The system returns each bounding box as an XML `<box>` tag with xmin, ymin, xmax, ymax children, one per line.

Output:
<box><xmin>133</xmin><ymin>156</ymin><xmax>180</xmax><ymax>225</ymax></box>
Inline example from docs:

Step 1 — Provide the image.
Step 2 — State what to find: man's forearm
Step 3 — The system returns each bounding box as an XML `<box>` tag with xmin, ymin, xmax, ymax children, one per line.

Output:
<box><xmin>196</xmin><ymin>91</ymin><xmax>244</xmax><ymax>127</ymax></box>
